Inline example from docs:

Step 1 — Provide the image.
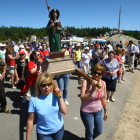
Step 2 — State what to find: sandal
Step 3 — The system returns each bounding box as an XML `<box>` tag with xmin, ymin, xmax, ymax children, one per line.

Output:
<box><xmin>3</xmin><ymin>108</ymin><xmax>11</xmax><ymax>113</ymax></box>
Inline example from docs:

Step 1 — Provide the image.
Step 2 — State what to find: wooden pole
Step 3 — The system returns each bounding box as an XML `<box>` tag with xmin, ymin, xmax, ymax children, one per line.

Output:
<box><xmin>75</xmin><ymin>68</ymin><xmax>102</xmax><ymax>89</ymax></box>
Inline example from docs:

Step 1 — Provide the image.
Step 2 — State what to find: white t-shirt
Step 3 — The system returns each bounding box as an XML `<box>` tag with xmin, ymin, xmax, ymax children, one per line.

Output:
<box><xmin>122</xmin><ymin>56</ymin><xmax>125</xmax><ymax>63</ymax></box>
<box><xmin>82</xmin><ymin>52</ymin><xmax>90</xmax><ymax>65</ymax></box>
<box><xmin>107</xmin><ymin>44</ymin><xmax>113</xmax><ymax>51</ymax></box>
<box><xmin>89</xmin><ymin>50</ymin><xmax>92</xmax><ymax>57</ymax></box>
<box><xmin>0</xmin><ymin>49</ymin><xmax>6</xmax><ymax>61</ymax></box>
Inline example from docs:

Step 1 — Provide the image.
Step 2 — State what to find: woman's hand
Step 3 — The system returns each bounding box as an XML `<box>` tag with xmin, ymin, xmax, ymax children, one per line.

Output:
<box><xmin>38</xmin><ymin>59</ymin><xmax>43</xmax><ymax>65</ymax></box>
<box><xmin>55</xmin><ymin>87</ymin><xmax>62</xmax><ymax>93</ymax></box>
<box><xmin>111</xmin><ymin>71</ymin><xmax>116</xmax><ymax>76</ymax></box>
<box><xmin>54</xmin><ymin>87</ymin><xmax>62</xmax><ymax>97</ymax></box>
<box><xmin>104</xmin><ymin>112</ymin><xmax>108</xmax><ymax>121</ymax></box>
<box><xmin>16</xmin><ymin>78</ymin><xmax>19</xmax><ymax>84</ymax></box>
<box><xmin>16</xmin><ymin>54</ymin><xmax>19</xmax><ymax>59</ymax></box>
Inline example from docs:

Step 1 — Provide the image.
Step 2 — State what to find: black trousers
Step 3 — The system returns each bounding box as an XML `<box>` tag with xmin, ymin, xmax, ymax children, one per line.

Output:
<box><xmin>0</xmin><ymin>80</ymin><xmax>7</xmax><ymax>111</ymax></box>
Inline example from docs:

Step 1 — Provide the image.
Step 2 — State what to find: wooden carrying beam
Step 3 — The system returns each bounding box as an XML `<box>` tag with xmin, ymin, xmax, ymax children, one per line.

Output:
<box><xmin>75</xmin><ymin>68</ymin><xmax>101</xmax><ymax>89</ymax></box>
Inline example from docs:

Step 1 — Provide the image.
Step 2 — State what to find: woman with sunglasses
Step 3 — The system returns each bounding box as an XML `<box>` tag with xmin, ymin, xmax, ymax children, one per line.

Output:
<box><xmin>26</xmin><ymin>72</ymin><xmax>67</xmax><ymax>140</ymax></box>
<box><xmin>102</xmin><ymin>51</ymin><xmax>119</xmax><ymax>103</ymax></box>
<box><xmin>28</xmin><ymin>50</ymin><xmax>43</xmax><ymax>95</ymax></box>
<box><xmin>80</xmin><ymin>63</ymin><xmax>108</xmax><ymax>140</ymax></box>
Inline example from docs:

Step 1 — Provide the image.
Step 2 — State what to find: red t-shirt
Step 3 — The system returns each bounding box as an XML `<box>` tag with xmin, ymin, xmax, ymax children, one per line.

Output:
<box><xmin>39</xmin><ymin>49</ymin><xmax>50</xmax><ymax>61</ymax></box>
<box><xmin>28</xmin><ymin>61</ymin><xmax>42</xmax><ymax>86</ymax></box>
<box><xmin>8</xmin><ymin>55</ymin><xmax>15</xmax><ymax>66</ymax></box>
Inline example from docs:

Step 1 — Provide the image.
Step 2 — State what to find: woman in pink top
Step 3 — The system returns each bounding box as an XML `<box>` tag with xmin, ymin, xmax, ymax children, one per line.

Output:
<box><xmin>80</xmin><ymin>63</ymin><xmax>108</xmax><ymax>140</ymax></box>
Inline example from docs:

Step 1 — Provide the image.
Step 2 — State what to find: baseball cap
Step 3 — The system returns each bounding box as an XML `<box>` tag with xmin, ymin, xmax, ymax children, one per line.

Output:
<box><xmin>11</xmin><ymin>41</ymin><xmax>15</xmax><ymax>45</ymax></box>
<box><xmin>19</xmin><ymin>50</ymin><xmax>25</xmax><ymax>55</ymax></box>
<box><xmin>75</xmin><ymin>43</ymin><xmax>80</xmax><ymax>46</ymax></box>
<box><xmin>19</xmin><ymin>45</ymin><xmax>24</xmax><ymax>49</ymax></box>
<box><xmin>85</xmin><ymin>47</ymin><xmax>89</xmax><ymax>50</ymax></box>
<box><xmin>95</xmin><ymin>44</ymin><xmax>100</xmax><ymax>47</ymax></box>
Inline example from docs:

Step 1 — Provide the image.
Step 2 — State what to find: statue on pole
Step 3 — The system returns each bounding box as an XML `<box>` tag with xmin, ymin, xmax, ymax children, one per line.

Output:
<box><xmin>46</xmin><ymin>8</ymin><xmax>63</xmax><ymax>52</ymax></box>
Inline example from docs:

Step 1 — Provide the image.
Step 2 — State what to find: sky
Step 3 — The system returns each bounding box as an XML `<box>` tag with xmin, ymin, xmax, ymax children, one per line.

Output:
<box><xmin>0</xmin><ymin>0</ymin><xmax>140</xmax><ymax>30</ymax></box>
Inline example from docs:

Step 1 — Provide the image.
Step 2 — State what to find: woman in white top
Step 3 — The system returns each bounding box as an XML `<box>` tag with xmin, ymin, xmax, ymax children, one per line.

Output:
<box><xmin>81</xmin><ymin>47</ymin><xmax>92</xmax><ymax>74</ymax></box>
<box><xmin>121</xmin><ymin>48</ymin><xmax>126</xmax><ymax>81</ymax></box>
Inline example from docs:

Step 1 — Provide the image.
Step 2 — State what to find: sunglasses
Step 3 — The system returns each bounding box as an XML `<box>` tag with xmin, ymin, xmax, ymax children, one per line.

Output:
<box><xmin>40</xmin><ymin>83</ymin><xmax>52</xmax><ymax>87</ymax></box>
<box><xmin>93</xmin><ymin>71</ymin><xmax>102</xmax><ymax>76</ymax></box>
<box><xmin>36</xmin><ymin>54</ymin><xmax>40</xmax><ymax>56</ymax></box>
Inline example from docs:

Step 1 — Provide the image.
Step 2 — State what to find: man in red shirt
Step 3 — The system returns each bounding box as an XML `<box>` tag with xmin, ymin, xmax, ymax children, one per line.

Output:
<box><xmin>39</xmin><ymin>42</ymin><xmax>50</xmax><ymax>60</ymax></box>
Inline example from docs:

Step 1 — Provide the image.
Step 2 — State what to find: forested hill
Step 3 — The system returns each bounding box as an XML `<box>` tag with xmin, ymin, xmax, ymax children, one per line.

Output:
<box><xmin>0</xmin><ymin>26</ymin><xmax>140</xmax><ymax>41</ymax></box>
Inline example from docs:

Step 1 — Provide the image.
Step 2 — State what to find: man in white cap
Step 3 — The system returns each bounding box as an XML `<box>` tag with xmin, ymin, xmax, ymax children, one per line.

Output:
<box><xmin>19</xmin><ymin>45</ymin><xmax>27</xmax><ymax>54</ymax></box>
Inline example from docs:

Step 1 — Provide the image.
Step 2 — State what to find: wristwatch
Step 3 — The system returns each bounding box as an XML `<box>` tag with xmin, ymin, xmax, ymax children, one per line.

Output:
<box><xmin>57</xmin><ymin>94</ymin><xmax>62</xmax><ymax>99</ymax></box>
<box><xmin>104</xmin><ymin>109</ymin><xmax>108</xmax><ymax>112</ymax></box>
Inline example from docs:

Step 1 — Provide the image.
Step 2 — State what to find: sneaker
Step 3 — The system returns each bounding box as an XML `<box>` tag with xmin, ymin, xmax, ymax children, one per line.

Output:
<box><xmin>121</xmin><ymin>78</ymin><xmax>126</xmax><ymax>81</ymax></box>
<box><xmin>132</xmin><ymin>70</ymin><xmax>134</xmax><ymax>73</ymax></box>
<box><xmin>22</xmin><ymin>97</ymin><xmax>26</xmax><ymax>103</ymax></box>
<box><xmin>128</xmin><ymin>69</ymin><xmax>132</xmax><ymax>72</ymax></box>
<box><xmin>107</xmin><ymin>99</ymin><xmax>110</xmax><ymax>103</ymax></box>
<box><xmin>12</xmin><ymin>87</ymin><xmax>17</xmax><ymax>89</ymax></box>
<box><xmin>26</xmin><ymin>92</ymin><xmax>31</xmax><ymax>97</ymax></box>
<box><xmin>118</xmin><ymin>81</ymin><xmax>123</xmax><ymax>84</ymax></box>
<box><xmin>110</xmin><ymin>97</ymin><xmax>115</xmax><ymax>102</ymax></box>
<box><xmin>65</xmin><ymin>100</ymin><xmax>69</xmax><ymax>106</ymax></box>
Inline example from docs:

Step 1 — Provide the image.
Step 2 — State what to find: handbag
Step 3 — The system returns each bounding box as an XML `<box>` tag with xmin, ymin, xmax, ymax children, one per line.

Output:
<box><xmin>16</xmin><ymin>59</ymin><xmax>26</xmax><ymax>88</ymax></box>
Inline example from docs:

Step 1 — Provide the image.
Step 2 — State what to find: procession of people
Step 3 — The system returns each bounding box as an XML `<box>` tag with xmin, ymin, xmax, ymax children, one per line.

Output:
<box><xmin>0</xmin><ymin>38</ymin><xmax>140</xmax><ymax>140</ymax></box>
<box><xmin>0</xmin><ymin>5</ymin><xmax>140</xmax><ymax>140</ymax></box>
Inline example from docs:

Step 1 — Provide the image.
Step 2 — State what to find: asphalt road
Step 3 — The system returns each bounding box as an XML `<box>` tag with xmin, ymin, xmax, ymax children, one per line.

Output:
<box><xmin>0</xmin><ymin>66</ymin><xmax>139</xmax><ymax>140</ymax></box>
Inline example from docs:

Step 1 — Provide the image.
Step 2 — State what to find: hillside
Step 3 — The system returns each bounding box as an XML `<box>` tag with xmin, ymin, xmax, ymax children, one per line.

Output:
<box><xmin>101</xmin><ymin>34</ymin><xmax>138</xmax><ymax>46</ymax></box>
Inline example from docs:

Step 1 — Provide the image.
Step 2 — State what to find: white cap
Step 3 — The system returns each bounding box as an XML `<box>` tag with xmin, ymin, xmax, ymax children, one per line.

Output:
<box><xmin>75</xmin><ymin>43</ymin><xmax>80</xmax><ymax>46</ymax></box>
<box><xmin>0</xmin><ymin>43</ymin><xmax>4</xmax><ymax>47</ymax></box>
<box><xmin>19</xmin><ymin>45</ymin><xmax>24</xmax><ymax>49</ymax></box>
<box><xmin>85</xmin><ymin>47</ymin><xmax>89</xmax><ymax>50</ymax></box>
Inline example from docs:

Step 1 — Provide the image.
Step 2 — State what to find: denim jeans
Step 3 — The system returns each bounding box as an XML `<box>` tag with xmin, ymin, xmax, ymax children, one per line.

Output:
<box><xmin>29</xmin><ymin>86</ymin><xmax>35</xmax><ymax>96</ymax></box>
<box><xmin>56</xmin><ymin>74</ymin><xmax>70</xmax><ymax>100</ymax></box>
<box><xmin>37</xmin><ymin>125</ymin><xmax>64</xmax><ymax>140</ymax></box>
<box><xmin>80</xmin><ymin>109</ymin><xmax>103</xmax><ymax>140</ymax></box>
<box><xmin>75</xmin><ymin>61</ymin><xmax>82</xmax><ymax>70</ymax></box>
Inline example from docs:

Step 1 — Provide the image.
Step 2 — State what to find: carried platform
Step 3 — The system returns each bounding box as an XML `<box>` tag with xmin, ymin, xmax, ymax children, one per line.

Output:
<box><xmin>42</xmin><ymin>56</ymin><xmax>76</xmax><ymax>77</ymax></box>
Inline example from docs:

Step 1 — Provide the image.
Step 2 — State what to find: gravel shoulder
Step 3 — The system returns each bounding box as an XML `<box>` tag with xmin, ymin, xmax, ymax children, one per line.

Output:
<box><xmin>113</xmin><ymin>68</ymin><xmax>140</xmax><ymax>140</ymax></box>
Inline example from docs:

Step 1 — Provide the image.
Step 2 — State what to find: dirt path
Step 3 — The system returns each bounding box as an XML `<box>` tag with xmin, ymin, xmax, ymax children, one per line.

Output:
<box><xmin>114</xmin><ymin>70</ymin><xmax>140</xmax><ymax>140</ymax></box>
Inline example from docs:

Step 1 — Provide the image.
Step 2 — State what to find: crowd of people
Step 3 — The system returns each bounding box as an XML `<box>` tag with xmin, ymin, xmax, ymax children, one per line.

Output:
<box><xmin>0</xmin><ymin>39</ymin><xmax>140</xmax><ymax>140</ymax></box>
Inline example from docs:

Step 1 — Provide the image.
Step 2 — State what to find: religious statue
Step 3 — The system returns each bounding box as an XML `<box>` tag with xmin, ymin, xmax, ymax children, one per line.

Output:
<box><xmin>46</xmin><ymin>9</ymin><xmax>63</xmax><ymax>52</ymax></box>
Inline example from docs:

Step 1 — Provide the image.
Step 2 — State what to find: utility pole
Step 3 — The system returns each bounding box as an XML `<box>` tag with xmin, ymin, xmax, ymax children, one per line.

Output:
<box><xmin>118</xmin><ymin>6</ymin><xmax>121</xmax><ymax>34</ymax></box>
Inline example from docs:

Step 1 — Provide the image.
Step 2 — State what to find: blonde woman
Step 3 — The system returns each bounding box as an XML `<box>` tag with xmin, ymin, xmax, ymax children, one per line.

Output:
<box><xmin>26</xmin><ymin>72</ymin><xmax>67</xmax><ymax>140</ymax></box>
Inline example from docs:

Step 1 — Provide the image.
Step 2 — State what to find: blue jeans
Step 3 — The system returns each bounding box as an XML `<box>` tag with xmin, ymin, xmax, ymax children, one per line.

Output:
<box><xmin>56</xmin><ymin>74</ymin><xmax>70</xmax><ymax>100</ymax></box>
<box><xmin>37</xmin><ymin>125</ymin><xmax>64</xmax><ymax>140</ymax></box>
<box><xmin>75</xmin><ymin>61</ymin><xmax>82</xmax><ymax>70</ymax></box>
<box><xmin>29</xmin><ymin>86</ymin><xmax>35</xmax><ymax>96</ymax></box>
<box><xmin>80</xmin><ymin>109</ymin><xmax>103</xmax><ymax>140</ymax></box>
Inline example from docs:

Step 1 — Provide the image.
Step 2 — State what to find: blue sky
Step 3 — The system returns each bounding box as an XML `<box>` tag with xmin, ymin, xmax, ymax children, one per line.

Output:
<box><xmin>0</xmin><ymin>0</ymin><xmax>140</xmax><ymax>30</ymax></box>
